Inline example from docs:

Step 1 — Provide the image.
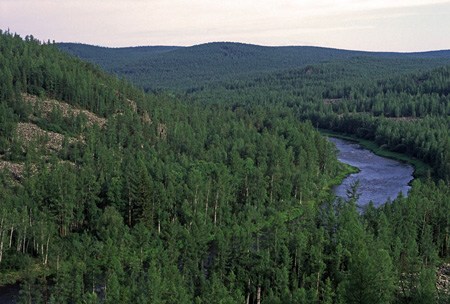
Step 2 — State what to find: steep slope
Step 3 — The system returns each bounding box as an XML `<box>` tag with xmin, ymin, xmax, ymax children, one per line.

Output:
<box><xmin>0</xmin><ymin>31</ymin><xmax>342</xmax><ymax>302</ymax></box>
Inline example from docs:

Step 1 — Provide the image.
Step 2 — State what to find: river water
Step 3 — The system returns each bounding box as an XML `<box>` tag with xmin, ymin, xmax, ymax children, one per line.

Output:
<box><xmin>328</xmin><ymin>137</ymin><xmax>414</xmax><ymax>207</ymax></box>
<box><xmin>0</xmin><ymin>284</ymin><xmax>20</xmax><ymax>304</ymax></box>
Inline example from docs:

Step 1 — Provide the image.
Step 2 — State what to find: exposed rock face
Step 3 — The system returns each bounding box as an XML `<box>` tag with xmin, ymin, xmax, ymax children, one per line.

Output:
<box><xmin>142</xmin><ymin>111</ymin><xmax>152</xmax><ymax>125</ymax></box>
<box><xmin>0</xmin><ymin>160</ymin><xmax>24</xmax><ymax>180</ymax></box>
<box><xmin>0</xmin><ymin>94</ymin><xmax>98</xmax><ymax>181</ymax></box>
<box><xmin>157</xmin><ymin>123</ymin><xmax>167</xmax><ymax>140</ymax></box>
<box><xmin>23</xmin><ymin>93</ymin><xmax>107</xmax><ymax>127</ymax></box>
<box><xmin>437</xmin><ymin>263</ymin><xmax>450</xmax><ymax>295</ymax></box>
<box><xmin>126</xmin><ymin>98</ymin><xmax>138</xmax><ymax>113</ymax></box>
<box><xmin>16</xmin><ymin>122</ymin><xmax>77</xmax><ymax>152</ymax></box>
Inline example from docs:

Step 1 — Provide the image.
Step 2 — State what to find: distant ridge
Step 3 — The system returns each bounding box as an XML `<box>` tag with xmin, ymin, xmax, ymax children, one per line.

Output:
<box><xmin>58</xmin><ymin>43</ymin><xmax>181</xmax><ymax>69</ymax></box>
<box><xmin>58</xmin><ymin>42</ymin><xmax>450</xmax><ymax>90</ymax></box>
<box><xmin>59</xmin><ymin>41</ymin><xmax>450</xmax><ymax>55</ymax></box>
<box><xmin>58</xmin><ymin>42</ymin><xmax>181</xmax><ymax>54</ymax></box>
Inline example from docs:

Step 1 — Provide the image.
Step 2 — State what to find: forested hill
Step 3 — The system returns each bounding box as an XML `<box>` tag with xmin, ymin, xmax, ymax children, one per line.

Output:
<box><xmin>0</xmin><ymin>31</ymin><xmax>338</xmax><ymax>302</ymax></box>
<box><xmin>57</xmin><ymin>43</ymin><xmax>181</xmax><ymax>72</ymax></box>
<box><xmin>58</xmin><ymin>42</ymin><xmax>450</xmax><ymax>90</ymax></box>
<box><xmin>2</xmin><ymin>31</ymin><xmax>450</xmax><ymax>303</ymax></box>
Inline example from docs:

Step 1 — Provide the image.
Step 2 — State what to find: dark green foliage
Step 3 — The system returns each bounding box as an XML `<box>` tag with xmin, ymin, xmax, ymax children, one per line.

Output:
<box><xmin>188</xmin><ymin>61</ymin><xmax>450</xmax><ymax>180</ymax></box>
<box><xmin>0</xmin><ymin>31</ymin><xmax>448</xmax><ymax>303</ymax></box>
<box><xmin>0</xmin><ymin>32</ymin><xmax>143</xmax><ymax>118</ymax></box>
<box><xmin>58</xmin><ymin>42</ymin><xmax>450</xmax><ymax>90</ymax></box>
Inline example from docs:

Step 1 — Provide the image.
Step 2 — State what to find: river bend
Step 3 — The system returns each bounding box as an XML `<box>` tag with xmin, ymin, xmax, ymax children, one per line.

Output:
<box><xmin>329</xmin><ymin>137</ymin><xmax>414</xmax><ymax>207</ymax></box>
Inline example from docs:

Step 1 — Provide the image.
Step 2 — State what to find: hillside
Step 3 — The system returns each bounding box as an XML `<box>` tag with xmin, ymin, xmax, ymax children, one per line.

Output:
<box><xmin>57</xmin><ymin>43</ymin><xmax>181</xmax><ymax>71</ymax></box>
<box><xmin>58</xmin><ymin>42</ymin><xmax>450</xmax><ymax>90</ymax></box>
<box><xmin>0</xmin><ymin>31</ymin><xmax>342</xmax><ymax>302</ymax></box>
<box><xmin>1</xmin><ymin>31</ymin><xmax>449</xmax><ymax>303</ymax></box>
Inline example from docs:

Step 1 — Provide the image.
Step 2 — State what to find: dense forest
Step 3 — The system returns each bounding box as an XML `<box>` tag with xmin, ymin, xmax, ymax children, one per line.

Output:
<box><xmin>58</xmin><ymin>42</ymin><xmax>450</xmax><ymax>91</ymax></box>
<box><xmin>0</xmin><ymin>30</ymin><xmax>449</xmax><ymax>303</ymax></box>
<box><xmin>188</xmin><ymin>62</ymin><xmax>450</xmax><ymax>181</ymax></box>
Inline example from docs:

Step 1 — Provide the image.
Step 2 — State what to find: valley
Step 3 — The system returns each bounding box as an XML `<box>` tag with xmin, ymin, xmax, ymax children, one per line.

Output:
<box><xmin>0</xmin><ymin>30</ymin><xmax>449</xmax><ymax>303</ymax></box>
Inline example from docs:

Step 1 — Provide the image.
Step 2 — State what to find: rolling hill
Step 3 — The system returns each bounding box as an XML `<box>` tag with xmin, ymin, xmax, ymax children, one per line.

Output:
<box><xmin>1</xmin><ymin>31</ymin><xmax>449</xmax><ymax>303</ymax></box>
<box><xmin>58</xmin><ymin>42</ymin><xmax>450</xmax><ymax>90</ymax></box>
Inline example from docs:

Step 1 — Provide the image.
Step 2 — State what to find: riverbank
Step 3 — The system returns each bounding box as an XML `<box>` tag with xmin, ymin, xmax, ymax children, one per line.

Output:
<box><xmin>254</xmin><ymin>153</ymin><xmax>360</xmax><ymax>232</ymax></box>
<box><xmin>319</xmin><ymin>129</ymin><xmax>430</xmax><ymax>179</ymax></box>
<box><xmin>322</xmin><ymin>162</ymin><xmax>359</xmax><ymax>195</ymax></box>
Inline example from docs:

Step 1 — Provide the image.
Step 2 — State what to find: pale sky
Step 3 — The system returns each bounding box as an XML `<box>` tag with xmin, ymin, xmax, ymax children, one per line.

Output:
<box><xmin>1</xmin><ymin>0</ymin><xmax>449</xmax><ymax>51</ymax></box>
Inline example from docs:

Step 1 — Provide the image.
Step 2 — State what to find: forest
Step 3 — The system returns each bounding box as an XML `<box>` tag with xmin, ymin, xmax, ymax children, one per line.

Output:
<box><xmin>188</xmin><ymin>61</ymin><xmax>450</xmax><ymax>181</ymax></box>
<box><xmin>0</xmin><ymin>30</ymin><xmax>449</xmax><ymax>303</ymax></box>
<box><xmin>58</xmin><ymin>42</ymin><xmax>450</xmax><ymax>91</ymax></box>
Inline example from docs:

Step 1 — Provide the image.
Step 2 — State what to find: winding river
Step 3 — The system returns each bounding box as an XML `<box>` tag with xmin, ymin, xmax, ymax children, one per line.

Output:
<box><xmin>328</xmin><ymin>137</ymin><xmax>414</xmax><ymax>207</ymax></box>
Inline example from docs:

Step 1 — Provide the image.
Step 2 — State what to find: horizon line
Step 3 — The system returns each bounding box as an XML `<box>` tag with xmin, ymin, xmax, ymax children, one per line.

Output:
<box><xmin>56</xmin><ymin>40</ymin><xmax>450</xmax><ymax>54</ymax></box>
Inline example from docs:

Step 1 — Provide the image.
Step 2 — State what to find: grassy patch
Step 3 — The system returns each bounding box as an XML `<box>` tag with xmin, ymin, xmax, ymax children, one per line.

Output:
<box><xmin>328</xmin><ymin>162</ymin><xmax>359</xmax><ymax>189</ymax></box>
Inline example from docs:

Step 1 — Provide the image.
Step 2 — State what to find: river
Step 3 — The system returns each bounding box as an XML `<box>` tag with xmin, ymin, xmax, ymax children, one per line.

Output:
<box><xmin>0</xmin><ymin>284</ymin><xmax>20</xmax><ymax>304</ymax></box>
<box><xmin>328</xmin><ymin>137</ymin><xmax>414</xmax><ymax>207</ymax></box>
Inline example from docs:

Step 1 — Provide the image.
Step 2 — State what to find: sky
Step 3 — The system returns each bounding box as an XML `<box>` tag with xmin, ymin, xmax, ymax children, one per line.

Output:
<box><xmin>1</xmin><ymin>0</ymin><xmax>450</xmax><ymax>52</ymax></box>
